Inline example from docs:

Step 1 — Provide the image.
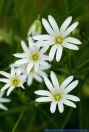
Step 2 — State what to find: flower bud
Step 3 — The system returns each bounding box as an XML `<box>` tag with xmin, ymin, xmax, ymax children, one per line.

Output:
<box><xmin>28</xmin><ymin>19</ymin><xmax>42</xmax><ymax>37</ymax></box>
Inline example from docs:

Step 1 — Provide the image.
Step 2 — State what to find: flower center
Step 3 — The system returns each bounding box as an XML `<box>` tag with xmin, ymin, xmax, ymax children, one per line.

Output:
<box><xmin>11</xmin><ymin>76</ymin><xmax>20</xmax><ymax>86</ymax></box>
<box><xmin>54</xmin><ymin>93</ymin><xmax>63</xmax><ymax>101</ymax></box>
<box><xmin>31</xmin><ymin>53</ymin><xmax>39</xmax><ymax>61</ymax></box>
<box><xmin>55</xmin><ymin>37</ymin><xmax>63</xmax><ymax>45</ymax></box>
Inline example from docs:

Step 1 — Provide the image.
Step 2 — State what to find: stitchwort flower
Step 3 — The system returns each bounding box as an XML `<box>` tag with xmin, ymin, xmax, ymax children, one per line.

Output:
<box><xmin>11</xmin><ymin>63</ymin><xmax>51</xmax><ymax>86</ymax></box>
<box><xmin>14</xmin><ymin>37</ymin><xmax>49</xmax><ymax>74</ymax></box>
<box><xmin>33</xmin><ymin>15</ymin><xmax>82</xmax><ymax>62</ymax></box>
<box><xmin>35</xmin><ymin>71</ymin><xmax>80</xmax><ymax>113</ymax></box>
<box><xmin>0</xmin><ymin>67</ymin><xmax>26</xmax><ymax>96</ymax></box>
<box><xmin>0</xmin><ymin>91</ymin><xmax>11</xmax><ymax>110</ymax></box>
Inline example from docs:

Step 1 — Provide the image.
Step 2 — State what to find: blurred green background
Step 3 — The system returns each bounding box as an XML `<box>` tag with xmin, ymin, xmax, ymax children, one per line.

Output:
<box><xmin>0</xmin><ymin>0</ymin><xmax>89</xmax><ymax>131</ymax></box>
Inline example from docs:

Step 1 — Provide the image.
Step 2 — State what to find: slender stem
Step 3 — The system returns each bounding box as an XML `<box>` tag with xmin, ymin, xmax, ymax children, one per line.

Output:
<box><xmin>0</xmin><ymin>106</ymin><xmax>29</xmax><ymax>117</ymax></box>
<box><xmin>63</xmin><ymin>0</ymin><xmax>89</xmax><ymax>19</ymax></box>
<box><xmin>39</xmin><ymin>107</ymin><xmax>58</xmax><ymax>128</ymax></box>
<box><xmin>12</xmin><ymin>109</ymin><xmax>25</xmax><ymax>132</ymax></box>
<box><xmin>76</xmin><ymin>59</ymin><xmax>89</xmax><ymax>71</ymax></box>
<box><xmin>65</xmin><ymin>0</ymin><xmax>69</xmax><ymax>15</ymax></box>
<box><xmin>82</xmin><ymin>32</ymin><xmax>89</xmax><ymax>43</ymax></box>
<box><xmin>61</xmin><ymin>109</ymin><xmax>73</xmax><ymax>129</ymax></box>
<box><xmin>69</xmin><ymin>0</ymin><xmax>89</xmax><ymax>15</ymax></box>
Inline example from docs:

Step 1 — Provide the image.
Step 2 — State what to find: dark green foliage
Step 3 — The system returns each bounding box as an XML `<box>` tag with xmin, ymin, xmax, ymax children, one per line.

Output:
<box><xmin>0</xmin><ymin>0</ymin><xmax>89</xmax><ymax>131</ymax></box>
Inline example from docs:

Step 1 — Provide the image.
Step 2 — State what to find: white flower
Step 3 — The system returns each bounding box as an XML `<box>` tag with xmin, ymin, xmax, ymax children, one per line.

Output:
<box><xmin>12</xmin><ymin>63</ymin><xmax>51</xmax><ymax>86</ymax></box>
<box><xmin>33</xmin><ymin>15</ymin><xmax>82</xmax><ymax>62</ymax></box>
<box><xmin>28</xmin><ymin>19</ymin><xmax>42</xmax><ymax>37</ymax></box>
<box><xmin>27</xmin><ymin>65</ymin><xmax>51</xmax><ymax>86</ymax></box>
<box><xmin>0</xmin><ymin>91</ymin><xmax>11</xmax><ymax>110</ymax></box>
<box><xmin>0</xmin><ymin>67</ymin><xmax>26</xmax><ymax>96</ymax></box>
<box><xmin>35</xmin><ymin>71</ymin><xmax>80</xmax><ymax>113</ymax></box>
<box><xmin>14</xmin><ymin>37</ymin><xmax>49</xmax><ymax>74</ymax></box>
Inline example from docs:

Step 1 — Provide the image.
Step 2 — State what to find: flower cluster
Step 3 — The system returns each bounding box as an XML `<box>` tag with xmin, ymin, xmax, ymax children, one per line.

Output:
<box><xmin>0</xmin><ymin>15</ymin><xmax>81</xmax><ymax>113</ymax></box>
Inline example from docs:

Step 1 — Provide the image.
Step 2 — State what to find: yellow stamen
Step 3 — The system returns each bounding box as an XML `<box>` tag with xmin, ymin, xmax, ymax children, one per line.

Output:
<box><xmin>55</xmin><ymin>37</ymin><xmax>63</xmax><ymax>44</ymax></box>
<box><xmin>31</xmin><ymin>53</ymin><xmax>39</xmax><ymax>61</ymax></box>
<box><xmin>11</xmin><ymin>76</ymin><xmax>20</xmax><ymax>86</ymax></box>
<box><xmin>54</xmin><ymin>93</ymin><xmax>63</xmax><ymax>101</ymax></box>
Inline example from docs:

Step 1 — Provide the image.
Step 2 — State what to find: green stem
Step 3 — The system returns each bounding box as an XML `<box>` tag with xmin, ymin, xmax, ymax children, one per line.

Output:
<box><xmin>76</xmin><ymin>59</ymin><xmax>89</xmax><ymax>71</ymax></box>
<box><xmin>82</xmin><ymin>32</ymin><xmax>89</xmax><ymax>43</ymax></box>
<box><xmin>39</xmin><ymin>107</ymin><xmax>58</xmax><ymax>128</ymax></box>
<box><xmin>12</xmin><ymin>109</ymin><xmax>25</xmax><ymax>132</ymax></box>
<box><xmin>0</xmin><ymin>106</ymin><xmax>29</xmax><ymax>117</ymax></box>
<box><xmin>63</xmin><ymin>0</ymin><xmax>89</xmax><ymax>18</ymax></box>
<box><xmin>65</xmin><ymin>0</ymin><xmax>69</xmax><ymax>15</ymax></box>
<box><xmin>61</xmin><ymin>109</ymin><xmax>73</xmax><ymax>129</ymax></box>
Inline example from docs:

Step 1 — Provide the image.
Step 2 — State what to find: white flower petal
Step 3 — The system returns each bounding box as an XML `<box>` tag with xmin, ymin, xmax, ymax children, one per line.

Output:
<box><xmin>21</xmin><ymin>40</ymin><xmax>29</xmax><ymax>52</ymax></box>
<box><xmin>0</xmin><ymin>103</ymin><xmax>8</xmax><ymax>110</ymax></box>
<box><xmin>38</xmin><ymin>71</ymin><xmax>47</xmax><ymax>78</ymax></box>
<box><xmin>1</xmin><ymin>84</ymin><xmax>10</xmax><ymax>91</ymax></box>
<box><xmin>34</xmin><ymin>62</ymin><xmax>39</xmax><ymax>72</ymax></box>
<box><xmin>40</xmin><ymin>46</ymin><xmax>49</xmax><ymax>54</ymax></box>
<box><xmin>34</xmin><ymin>46</ymin><xmax>40</xmax><ymax>52</ymax></box>
<box><xmin>7</xmin><ymin>86</ymin><xmax>14</xmax><ymax>96</ymax></box>
<box><xmin>50</xmin><ymin>102</ymin><xmax>57</xmax><ymax>113</ymax></box>
<box><xmin>35</xmin><ymin>40</ymin><xmax>52</xmax><ymax>47</ymax></box>
<box><xmin>44</xmin><ymin>77</ymin><xmax>54</xmax><ymax>93</ymax></box>
<box><xmin>58</xmin><ymin>102</ymin><xmax>64</xmax><ymax>113</ymax></box>
<box><xmin>64</xmin><ymin>80</ymin><xmax>79</xmax><ymax>94</ymax></box>
<box><xmin>42</xmin><ymin>55</ymin><xmax>49</xmax><ymax>61</ymax></box>
<box><xmin>27</xmin><ymin>76</ymin><xmax>33</xmax><ymax>86</ymax></box>
<box><xmin>0</xmin><ymin>71</ymin><xmax>10</xmax><ymax>78</ymax></box>
<box><xmin>56</xmin><ymin>45</ymin><xmax>63</xmax><ymax>62</ymax></box>
<box><xmin>63</xmin><ymin>43</ymin><xmax>79</xmax><ymax>50</ymax></box>
<box><xmin>28</xmin><ymin>24</ymin><xmax>35</xmax><ymax>37</ymax></box>
<box><xmin>40</xmin><ymin>64</ymin><xmax>51</xmax><ymax>70</ymax></box>
<box><xmin>0</xmin><ymin>98</ymin><xmax>11</xmax><ymax>103</ymax></box>
<box><xmin>28</xmin><ymin>37</ymin><xmax>35</xmax><ymax>50</ymax></box>
<box><xmin>63</xmin><ymin>22</ymin><xmax>79</xmax><ymax>37</ymax></box>
<box><xmin>16</xmin><ymin>68</ymin><xmax>22</xmax><ymax>75</ymax></box>
<box><xmin>33</xmin><ymin>35</ymin><xmax>53</xmax><ymax>41</ymax></box>
<box><xmin>0</xmin><ymin>79</ymin><xmax>9</xmax><ymax>83</ymax></box>
<box><xmin>34</xmin><ymin>74</ymin><xmax>43</xmax><ymax>82</ymax></box>
<box><xmin>0</xmin><ymin>91</ymin><xmax>4</xmax><ymax>97</ymax></box>
<box><xmin>21</xmin><ymin>85</ymin><xmax>25</xmax><ymax>89</ymax></box>
<box><xmin>50</xmin><ymin>71</ymin><xmax>59</xmax><ymax>89</ymax></box>
<box><xmin>64</xmin><ymin>37</ymin><xmax>81</xmax><ymax>45</ymax></box>
<box><xmin>60</xmin><ymin>75</ymin><xmax>74</xmax><ymax>89</ymax></box>
<box><xmin>65</xmin><ymin>94</ymin><xmax>80</xmax><ymax>102</ymax></box>
<box><xmin>48</xmin><ymin>15</ymin><xmax>60</xmax><ymax>35</ymax></box>
<box><xmin>27</xmin><ymin>62</ymin><xmax>34</xmax><ymax>74</ymax></box>
<box><xmin>35</xmin><ymin>90</ymin><xmax>51</xmax><ymax>96</ymax></box>
<box><xmin>15</xmin><ymin>59</ymin><xmax>28</xmax><ymax>65</ymax></box>
<box><xmin>42</xmin><ymin>18</ymin><xmax>54</xmax><ymax>35</ymax></box>
<box><xmin>35</xmin><ymin>97</ymin><xmax>52</xmax><ymax>102</ymax></box>
<box><xmin>11</xmin><ymin>66</ymin><xmax>15</xmax><ymax>76</ymax></box>
<box><xmin>20</xmin><ymin>75</ymin><xmax>26</xmax><ymax>82</ymax></box>
<box><xmin>63</xmin><ymin>99</ymin><xmax>76</xmax><ymax>108</ymax></box>
<box><xmin>40</xmin><ymin>61</ymin><xmax>49</xmax><ymax>67</ymax></box>
<box><xmin>13</xmin><ymin>53</ymin><xmax>27</xmax><ymax>58</ymax></box>
<box><xmin>60</xmin><ymin>16</ymin><xmax>72</xmax><ymax>32</ymax></box>
<box><xmin>49</xmin><ymin>45</ymin><xmax>57</xmax><ymax>61</ymax></box>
